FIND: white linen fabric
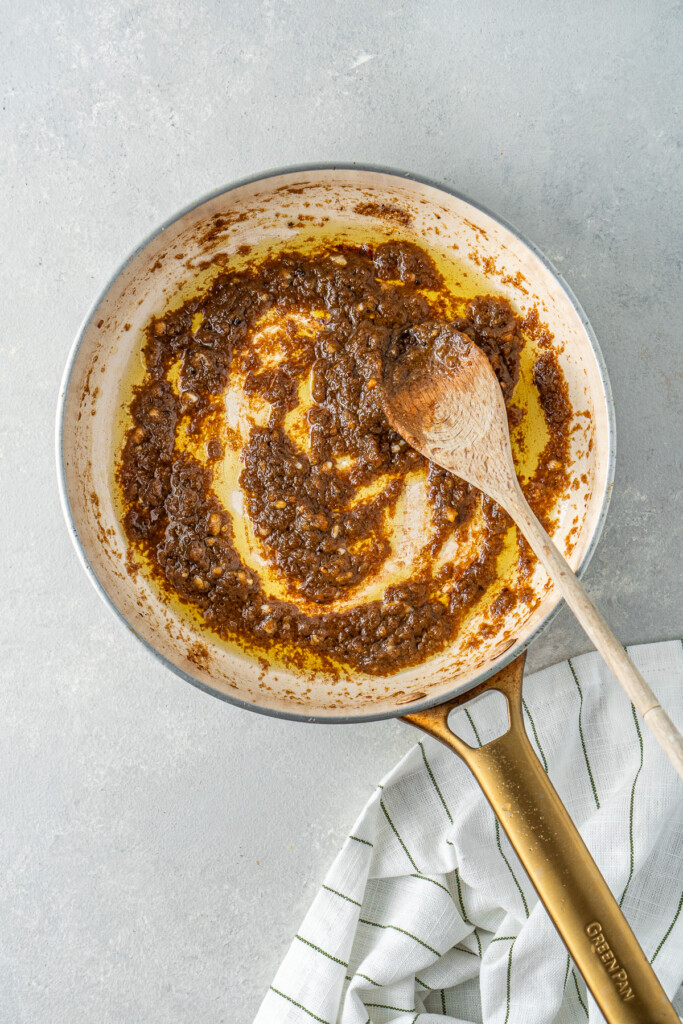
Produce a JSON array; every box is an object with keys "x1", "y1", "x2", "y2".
[{"x1": 255, "y1": 640, "x2": 683, "y2": 1024}]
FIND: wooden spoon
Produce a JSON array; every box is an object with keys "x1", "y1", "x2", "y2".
[{"x1": 381, "y1": 323, "x2": 683, "y2": 779}]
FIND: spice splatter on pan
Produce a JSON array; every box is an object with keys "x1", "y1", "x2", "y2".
[{"x1": 117, "y1": 240, "x2": 572, "y2": 675}]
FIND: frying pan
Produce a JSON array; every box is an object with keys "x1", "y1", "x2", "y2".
[{"x1": 56, "y1": 166, "x2": 676, "y2": 1021}]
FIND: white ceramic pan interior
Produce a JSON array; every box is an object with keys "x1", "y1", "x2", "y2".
[{"x1": 57, "y1": 166, "x2": 614, "y2": 721}]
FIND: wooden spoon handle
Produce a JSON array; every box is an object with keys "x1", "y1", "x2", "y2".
[{"x1": 507, "y1": 487, "x2": 683, "y2": 780}]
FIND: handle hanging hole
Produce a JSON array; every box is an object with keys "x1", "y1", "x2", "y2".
[{"x1": 447, "y1": 689, "x2": 511, "y2": 747}]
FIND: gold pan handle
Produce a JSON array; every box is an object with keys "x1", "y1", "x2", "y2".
[{"x1": 404, "y1": 656, "x2": 678, "y2": 1023}]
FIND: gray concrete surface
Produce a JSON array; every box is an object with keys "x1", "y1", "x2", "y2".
[{"x1": 1, "y1": 1, "x2": 681, "y2": 1021}]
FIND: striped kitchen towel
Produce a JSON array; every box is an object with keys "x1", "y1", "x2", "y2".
[{"x1": 255, "y1": 640, "x2": 683, "y2": 1023}]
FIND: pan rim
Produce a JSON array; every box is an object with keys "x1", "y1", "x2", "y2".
[{"x1": 55, "y1": 162, "x2": 616, "y2": 724}]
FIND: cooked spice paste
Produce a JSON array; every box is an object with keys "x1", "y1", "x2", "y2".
[{"x1": 117, "y1": 241, "x2": 572, "y2": 675}]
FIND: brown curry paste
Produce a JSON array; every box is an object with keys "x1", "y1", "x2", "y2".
[{"x1": 117, "y1": 241, "x2": 571, "y2": 675}]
